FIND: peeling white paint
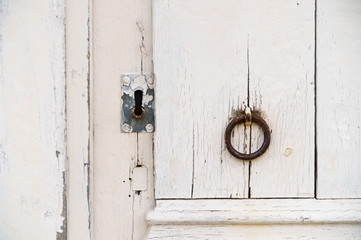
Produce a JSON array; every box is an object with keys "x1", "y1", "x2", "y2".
[
  {"x1": 153, "y1": 0, "x2": 315, "y2": 199},
  {"x1": 65, "y1": 0, "x2": 92, "y2": 238},
  {"x1": 0, "y1": 0, "x2": 66, "y2": 239},
  {"x1": 92, "y1": 0, "x2": 154, "y2": 239},
  {"x1": 317, "y1": 0, "x2": 361, "y2": 198},
  {"x1": 144, "y1": 94, "x2": 154, "y2": 106}
]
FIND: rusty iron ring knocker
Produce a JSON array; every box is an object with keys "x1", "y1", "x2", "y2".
[{"x1": 225, "y1": 111, "x2": 271, "y2": 160}]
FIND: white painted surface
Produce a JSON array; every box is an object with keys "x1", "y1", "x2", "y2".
[
  {"x1": 92, "y1": 0, "x2": 154, "y2": 239},
  {"x1": 65, "y1": 0, "x2": 92, "y2": 239},
  {"x1": 317, "y1": 0, "x2": 361, "y2": 198},
  {"x1": 0, "y1": 0, "x2": 66, "y2": 239},
  {"x1": 148, "y1": 0, "x2": 361, "y2": 238},
  {"x1": 133, "y1": 166, "x2": 148, "y2": 191},
  {"x1": 154, "y1": 0, "x2": 315, "y2": 199},
  {"x1": 153, "y1": 0, "x2": 250, "y2": 199},
  {"x1": 147, "y1": 199, "x2": 361, "y2": 239},
  {"x1": 248, "y1": 0, "x2": 315, "y2": 197},
  {"x1": 148, "y1": 199, "x2": 361, "y2": 225},
  {"x1": 2, "y1": 0, "x2": 360, "y2": 238},
  {"x1": 148, "y1": 224, "x2": 361, "y2": 239}
]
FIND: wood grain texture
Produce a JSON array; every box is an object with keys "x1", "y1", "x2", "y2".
[
  {"x1": 147, "y1": 224, "x2": 361, "y2": 239},
  {"x1": 0, "y1": 0, "x2": 66, "y2": 239},
  {"x1": 92, "y1": 0, "x2": 154, "y2": 239},
  {"x1": 154, "y1": 0, "x2": 315, "y2": 198},
  {"x1": 133, "y1": 133, "x2": 154, "y2": 240},
  {"x1": 65, "y1": 0, "x2": 92, "y2": 239},
  {"x1": 317, "y1": 0, "x2": 361, "y2": 198},
  {"x1": 154, "y1": 0, "x2": 250, "y2": 199},
  {"x1": 148, "y1": 199, "x2": 361, "y2": 225},
  {"x1": 248, "y1": 0, "x2": 315, "y2": 197},
  {"x1": 133, "y1": 10, "x2": 155, "y2": 240}
]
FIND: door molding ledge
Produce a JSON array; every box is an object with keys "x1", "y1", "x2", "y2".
[{"x1": 147, "y1": 199, "x2": 361, "y2": 225}]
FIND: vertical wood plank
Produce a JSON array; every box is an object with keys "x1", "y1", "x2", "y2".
[
  {"x1": 133, "y1": 4, "x2": 155, "y2": 239},
  {"x1": 92, "y1": 0, "x2": 154, "y2": 239},
  {"x1": 65, "y1": 0, "x2": 92, "y2": 239},
  {"x1": 248, "y1": 0, "x2": 315, "y2": 198},
  {"x1": 317, "y1": 0, "x2": 361, "y2": 198},
  {"x1": 92, "y1": 0, "x2": 136, "y2": 237},
  {"x1": 153, "y1": 0, "x2": 195, "y2": 198},
  {"x1": 0, "y1": 0, "x2": 66, "y2": 239},
  {"x1": 153, "y1": 0, "x2": 250, "y2": 199},
  {"x1": 133, "y1": 133, "x2": 154, "y2": 240}
]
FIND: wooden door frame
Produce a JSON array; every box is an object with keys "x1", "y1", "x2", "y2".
[
  {"x1": 65, "y1": 0, "x2": 92, "y2": 239},
  {"x1": 66, "y1": 0, "x2": 154, "y2": 239}
]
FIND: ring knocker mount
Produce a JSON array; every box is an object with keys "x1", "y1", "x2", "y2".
[{"x1": 225, "y1": 107, "x2": 271, "y2": 160}]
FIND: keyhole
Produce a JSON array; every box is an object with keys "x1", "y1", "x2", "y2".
[{"x1": 133, "y1": 90, "x2": 145, "y2": 118}]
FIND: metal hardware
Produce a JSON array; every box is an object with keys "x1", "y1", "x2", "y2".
[
  {"x1": 132, "y1": 106, "x2": 145, "y2": 119},
  {"x1": 225, "y1": 111, "x2": 271, "y2": 160},
  {"x1": 145, "y1": 124, "x2": 154, "y2": 133},
  {"x1": 245, "y1": 107, "x2": 252, "y2": 126},
  {"x1": 121, "y1": 74, "x2": 155, "y2": 133}
]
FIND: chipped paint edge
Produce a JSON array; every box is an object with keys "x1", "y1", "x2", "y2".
[
  {"x1": 65, "y1": 0, "x2": 92, "y2": 239},
  {"x1": 148, "y1": 199, "x2": 361, "y2": 225}
]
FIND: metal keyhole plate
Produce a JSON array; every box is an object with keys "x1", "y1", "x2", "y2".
[{"x1": 121, "y1": 74, "x2": 155, "y2": 133}]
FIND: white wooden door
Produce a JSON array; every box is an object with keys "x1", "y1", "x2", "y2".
[
  {"x1": 147, "y1": 0, "x2": 361, "y2": 238},
  {"x1": 154, "y1": 0, "x2": 315, "y2": 199},
  {"x1": 89, "y1": 0, "x2": 361, "y2": 239},
  {"x1": 152, "y1": 0, "x2": 361, "y2": 200}
]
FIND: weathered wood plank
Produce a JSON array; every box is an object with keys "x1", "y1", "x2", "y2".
[
  {"x1": 92, "y1": 0, "x2": 137, "y2": 236},
  {"x1": 317, "y1": 0, "x2": 361, "y2": 198},
  {"x1": 154, "y1": 0, "x2": 315, "y2": 199},
  {"x1": 65, "y1": 0, "x2": 92, "y2": 239},
  {"x1": 133, "y1": 12, "x2": 155, "y2": 240},
  {"x1": 92, "y1": 0, "x2": 154, "y2": 239},
  {"x1": 148, "y1": 224, "x2": 361, "y2": 239},
  {"x1": 154, "y1": 0, "x2": 250, "y2": 199},
  {"x1": 147, "y1": 199, "x2": 361, "y2": 238},
  {"x1": 133, "y1": 134, "x2": 154, "y2": 240},
  {"x1": 148, "y1": 199, "x2": 361, "y2": 225},
  {"x1": 0, "y1": 0, "x2": 66, "y2": 239},
  {"x1": 248, "y1": 0, "x2": 315, "y2": 197}
]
